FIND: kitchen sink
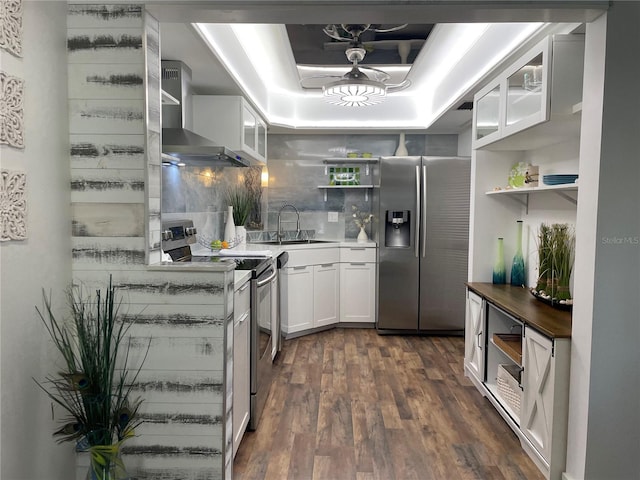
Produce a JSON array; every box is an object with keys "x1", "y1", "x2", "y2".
[{"x1": 251, "y1": 239, "x2": 337, "y2": 245}]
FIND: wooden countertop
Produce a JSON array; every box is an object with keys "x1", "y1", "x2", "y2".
[{"x1": 466, "y1": 282, "x2": 572, "y2": 338}]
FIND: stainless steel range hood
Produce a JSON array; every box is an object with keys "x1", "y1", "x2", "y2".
[{"x1": 161, "y1": 60, "x2": 249, "y2": 167}]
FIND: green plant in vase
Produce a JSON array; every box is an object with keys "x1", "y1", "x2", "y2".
[
  {"x1": 34, "y1": 276, "x2": 149, "y2": 480},
  {"x1": 535, "y1": 223, "x2": 552, "y2": 292},
  {"x1": 226, "y1": 185, "x2": 252, "y2": 227},
  {"x1": 550, "y1": 223, "x2": 575, "y2": 302}
]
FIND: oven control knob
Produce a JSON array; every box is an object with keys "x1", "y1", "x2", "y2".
[
  {"x1": 185, "y1": 226, "x2": 197, "y2": 236},
  {"x1": 162, "y1": 230, "x2": 173, "y2": 241}
]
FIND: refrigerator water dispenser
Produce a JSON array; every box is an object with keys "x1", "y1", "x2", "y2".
[{"x1": 385, "y1": 210, "x2": 410, "y2": 247}]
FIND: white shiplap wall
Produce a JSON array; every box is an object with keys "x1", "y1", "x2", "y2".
[{"x1": 67, "y1": 5, "x2": 232, "y2": 479}]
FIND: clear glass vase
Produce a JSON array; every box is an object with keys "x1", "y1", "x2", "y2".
[{"x1": 86, "y1": 444, "x2": 130, "y2": 480}]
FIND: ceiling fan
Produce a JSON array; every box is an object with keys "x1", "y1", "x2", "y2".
[{"x1": 301, "y1": 24, "x2": 413, "y2": 107}]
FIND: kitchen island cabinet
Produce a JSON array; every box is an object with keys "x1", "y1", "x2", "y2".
[
  {"x1": 232, "y1": 276, "x2": 251, "y2": 458},
  {"x1": 465, "y1": 283, "x2": 571, "y2": 480}
]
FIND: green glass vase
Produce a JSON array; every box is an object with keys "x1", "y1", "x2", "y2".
[
  {"x1": 511, "y1": 221, "x2": 526, "y2": 287},
  {"x1": 492, "y1": 237, "x2": 506, "y2": 284}
]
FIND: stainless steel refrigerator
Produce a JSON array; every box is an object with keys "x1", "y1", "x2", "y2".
[{"x1": 374, "y1": 156, "x2": 470, "y2": 333}]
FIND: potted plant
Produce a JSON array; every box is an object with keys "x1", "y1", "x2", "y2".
[
  {"x1": 550, "y1": 223, "x2": 575, "y2": 302},
  {"x1": 226, "y1": 185, "x2": 252, "y2": 245},
  {"x1": 34, "y1": 276, "x2": 148, "y2": 480},
  {"x1": 352, "y1": 205, "x2": 374, "y2": 242},
  {"x1": 531, "y1": 223, "x2": 575, "y2": 308}
]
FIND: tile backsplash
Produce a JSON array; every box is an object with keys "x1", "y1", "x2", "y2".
[{"x1": 161, "y1": 133, "x2": 458, "y2": 243}]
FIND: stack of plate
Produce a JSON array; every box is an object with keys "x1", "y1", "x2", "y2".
[{"x1": 543, "y1": 174, "x2": 578, "y2": 186}]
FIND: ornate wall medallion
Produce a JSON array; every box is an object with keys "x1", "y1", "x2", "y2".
[
  {"x1": 0, "y1": 169, "x2": 27, "y2": 241},
  {"x1": 0, "y1": 71, "x2": 25, "y2": 148},
  {"x1": 0, "y1": 0, "x2": 23, "y2": 57}
]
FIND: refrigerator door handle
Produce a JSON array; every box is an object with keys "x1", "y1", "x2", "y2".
[
  {"x1": 422, "y1": 165, "x2": 427, "y2": 258},
  {"x1": 415, "y1": 165, "x2": 420, "y2": 258}
]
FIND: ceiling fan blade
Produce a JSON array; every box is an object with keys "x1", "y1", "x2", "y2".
[
  {"x1": 299, "y1": 74, "x2": 344, "y2": 89},
  {"x1": 370, "y1": 24, "x2": 409, "y2": 33},
  {"x1": 358, "y1": 65, "x2": 391, "y2": 82},
  {"x1": 386, "y1": 79, "x2": 412, "y2": 92}
]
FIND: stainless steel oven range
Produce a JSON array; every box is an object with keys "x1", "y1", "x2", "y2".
[{"x1": 161, "y1": 219, "x2": 277, "y2": 431}]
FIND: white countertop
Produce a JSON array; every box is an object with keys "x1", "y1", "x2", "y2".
[{"x1": 153, "y1": 240, "x2": 377, "y2": 283}]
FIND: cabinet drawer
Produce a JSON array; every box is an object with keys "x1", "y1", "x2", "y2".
[
  {"x1": 340, "y1": 246, "x2": 376, "y2": 263},
  {"x1": 285, "y1": 247, "x2": 339, "y2": 267},
  {"x1": 234, "y1": 279, "x2": 250, "y2": 319}
]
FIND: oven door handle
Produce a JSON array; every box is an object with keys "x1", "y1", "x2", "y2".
[{"x1": 256, "y1": 268, "x2": 277, "y2": 287}]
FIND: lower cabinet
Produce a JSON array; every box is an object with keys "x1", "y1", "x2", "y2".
[
  {"x1": 521, "y1": 326, "x2": 570, "y2": 479},
  {"x1": 232, "y1": 279, "x2": 251, "y2": 458},
  {"x1": 464, "y1": 289, "x2": 485, "y2": 384},
  {"x1": 281, "y1": 262, "x2": 339, "y2": 334},
  {"x1": 281, "y1": 265, "x2": 314, "y2": 333},
  {"x1": 464, "y1": 284, "x2": 571, "y2": 480},
  {"x1": 313, "y1": 263, "x2": 340, "y2": 327},
  {"x1": 339, "y1": 262, "x2": 376, "y2": 323},
  {"x1": 280, "y1": 245, "x2": 376, "y2": 336}
]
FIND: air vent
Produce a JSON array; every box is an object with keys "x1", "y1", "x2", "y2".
[
  {"x1": 162, "y1": 67, "x2": 180, "y2": 80},
  {"x1": 457, "y1": 101, "x2": 473, "y2": 111}
]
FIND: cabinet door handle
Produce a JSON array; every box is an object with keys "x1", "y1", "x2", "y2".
[
  {"x1": 349, "y1": 247, "x2": 366, "y2": 251},
  {"x1": 477, "y1": 331, "x2": 482, "y2": 350},
  {"x1": 293, "y1": 266, "x2": 307, "y2": 270},
  {"x1": 238, "y1": 282, "x2": 250, "y2": 292},
  {"x1": 350, "y1": 262, "x2": 366, "y2": 266},
  {"x1": 321, "y1": 263, "x2": 334, "y2": 268},
  {"x1": 238, "y1": 312, "x2": 250, "y2": 324}
]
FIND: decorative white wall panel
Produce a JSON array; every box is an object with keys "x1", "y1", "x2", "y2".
[
  {"x1": 0, "y1": 71, "x2": 24, "y2": 148},
  {"x1": 70, "y1": 134, "x2": 145, "y2": 169},
  {"x1": 67, "y1": 5, "x2": 231, "y2": 478},
  {"x1": 0, "y1": 0, "x2": 22, "y2": 57},
  {"x1": 0, "y1": 168, "x2": 26, "y2": 241}
]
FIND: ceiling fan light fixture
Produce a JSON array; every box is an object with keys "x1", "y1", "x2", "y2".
[{"x1": 322, "y1": 78, "x2": 386, "y2": 107}]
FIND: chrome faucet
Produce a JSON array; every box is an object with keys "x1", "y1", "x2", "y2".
[{"x1": 277, "y1": 204, "x2": 301, "y2": 242}]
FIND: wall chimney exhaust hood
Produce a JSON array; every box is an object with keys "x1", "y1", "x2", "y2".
[{"x1": 161, "y1": 60, "x2": 249, "y2": 167}]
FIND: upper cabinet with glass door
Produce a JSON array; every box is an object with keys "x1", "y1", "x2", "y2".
[
  {"x1": 472, "y1": 34, "x2": 584, "y2": 150},
  {"x1": 473, "y1": 81, "x2": 502, "y2": 147},
  {"x1": 193, "y1": 95, "x2": 268, "y2": 165}
]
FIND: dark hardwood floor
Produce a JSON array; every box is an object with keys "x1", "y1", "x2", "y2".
[{"x1": 234, "y1": 328, "x2": 543, "y2": 480}]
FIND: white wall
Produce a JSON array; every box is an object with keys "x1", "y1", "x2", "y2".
[
  {"x1": 0, "y1": 2, "x2": 74, "y2": 478},
  {"x1": 566, "y1": 3, "x2": 640, "y2": 479},
  {"x1": 457, "y1": 126, "x2": 472, "y2": 157}
]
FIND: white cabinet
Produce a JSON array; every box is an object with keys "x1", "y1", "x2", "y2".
[
  {"x1": 313, "y1": 263, "x2": 339, "y2": 327},
  {"x1": 473, "y1": 34, "x2": 584, "y2": 150},
  {"x1": 465, "y1": 284, "x2": 571, "y2": 480},
  {"x1": 193, "y1": 95, "x2": 267, "y2": 165},
  {"x1": 464, "y1": 289, "x2": 485, "y2": 385},
  {"x1": 281, "y1": 262, "x2": 338, "y2": 334},
  {"x1": 280, "y1": 247, "x2": 341, "y2": 335},
  {"x1": 339, "y1": 246, "x2": 376, "y2": 324},
  {"x1": 521, "y1": 327, "x2": 571, "y2": 480},
  {"x1": 280, "y1": 245, "x2": 377, "y2": 335},
  {"x1": 281, "y1": 265, "x2": 314, "y2": 333},
  {"x1": 232, "y1": 279, "x2": 250, "y2": 458}
]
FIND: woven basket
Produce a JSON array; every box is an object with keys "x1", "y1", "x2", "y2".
[{"x1": 497, "y1": 364, "x2": 522, "y2": 416}]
